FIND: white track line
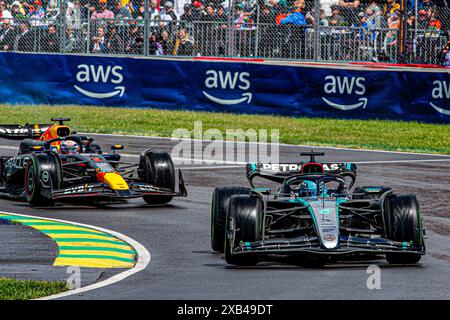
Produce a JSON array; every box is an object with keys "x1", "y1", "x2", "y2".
[{"x1": 0, "y1": 211, "x2": 151, "y2": 300}]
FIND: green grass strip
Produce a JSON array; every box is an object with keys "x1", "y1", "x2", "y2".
[
  {"x1": 0, "y1": 104, "x2": 448, "y2": 154},
  {"x1": 57, "y1": 254, "x2": 135, "y2": 263},
  {"x1": 0, "y1": 278, "x2": 67, "y2": 300},
  {"x1": 59, "y1": 246, "x2": 136, "y2": 254},
  {"x1": 53, "y1": 238, "x2": 127, "y2": 245}
]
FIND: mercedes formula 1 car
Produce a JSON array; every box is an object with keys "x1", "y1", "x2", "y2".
[
  {"x1": 0, "y1": 118, "x2": 187, "y2": 206},
  {"x1": 211, "y1": 151, "x2": 425, "y2": 266}
]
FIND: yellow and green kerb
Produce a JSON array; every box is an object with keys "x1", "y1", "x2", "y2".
[{"x1": 0, "y1": 213, "x2": 136, "y2": 268}]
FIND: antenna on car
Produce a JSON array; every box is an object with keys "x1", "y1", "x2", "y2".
[
  {"x1": 51, "y1": 117, "x2": 71, "y2": 125},
  {"x1": 300, "y1": 150, "x2": 325, "y2": 163}
]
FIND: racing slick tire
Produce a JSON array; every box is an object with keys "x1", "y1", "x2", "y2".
[
  {"x1": 224, "y1": 195, "x2": 262, "y2": 266},
  {"x1": 352, "y1": 186, "x2": 392, "y2": 200},
  {"x1": 211, "y1": 187, "x2": 251, "y2": 252},
  {"x1": 383, "y1": 195, "x2": 424, "y2": 264},
  {"x1": 24, "y1": 153, "x2": 62, "y2": 207},
  {"x1": 139, "y1": 149, "x2": 175, "y2": 205}
]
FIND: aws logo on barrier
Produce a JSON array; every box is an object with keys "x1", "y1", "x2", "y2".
[
  {"x1": 430, "y1": 80, "x2": 450, "y2": 115},
  {"x1": 322, "y1": 76, "x2": 367, "y2": 111},
  {"x1": 74, "y1": 64, "x2": 125, "y2": 99},
  {"x1": 203, "y1": 70, "x2": 252, "y2": 105}
]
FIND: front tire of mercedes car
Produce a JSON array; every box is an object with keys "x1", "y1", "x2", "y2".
[
  {"x1": 139, "y1": 149, "x2": 175, "y2": 205},
  {"x1": 383, "y1": 194, "x2": 424, "y2": 264},
  {"x1": 224, "y1": 195, "x2": 262, "y2": 266},
  {"x1": 211, "y1": 187, "x2": 251, "y2": 253},
  {"x1": 24, "y1": 153, "x2": 62, "y2": 207}
]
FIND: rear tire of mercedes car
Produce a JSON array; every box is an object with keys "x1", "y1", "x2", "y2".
[
  {"x1": 24, "y1": 153, "x2": 62, "y2": 207},
  {"x1": 224, "y1": 195, "x2": 262, "y2": 266},
  {"x1": 211, "y1": 187, "x2": 251, "y2": 253},
  {"x1": 383, "y1": 195, "x2": 424, "y2": 264},
  {"x1": 139, "y1": 149, "x2": 175, "y2": 205}
]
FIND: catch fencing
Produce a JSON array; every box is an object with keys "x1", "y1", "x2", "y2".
[{"x1": 0, "y1": 0, "x2": 449, "y2": 65}]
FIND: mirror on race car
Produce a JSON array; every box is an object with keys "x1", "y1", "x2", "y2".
[{"x1": 111, "y1": 145, "x2": 124, "y2": 154}]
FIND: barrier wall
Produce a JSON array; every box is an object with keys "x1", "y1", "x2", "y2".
[{"x1": 0, "y1": 52, "x2": 449, "y2": 124}]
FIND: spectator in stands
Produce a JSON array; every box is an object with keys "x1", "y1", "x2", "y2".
[
  {"x1": 13, "y1": 21, "x2": 34, "y2": 52},
  {"x1": 11, "y1": 1, "x2": 27, "y2": 20},
  {"x1": 329, "y1": 7, "x2": 348, "y2": 26},
  {"x1": 125, "y1": 25, "x2": 144, "y2": 54},
  {"x1": 159, "y1": 29, "x2": 174, "y2": 54},
  {"x1": 92, "y1": 26, "x2": 107, "y2": 52},
  {"x1": 27, "y1": 0, "x2": 45, "y2": 27},
  {"x1": 0, "y1": 17, "x2": 15, "y2": 51},
  {"x1": 174, "y1": 0, "x2": 191, "y2": 18},
  {"x1": 180, "y1": 3, "x2": 194, "y2": 22},
  {"x1": 416, "y1": 9, "x2": 429, "y2": 29},
  {"x1": 419, "y1": 0, "x2": 434, "y2": 10},
  {"x1": 202, "y1": 3, "x2": 215, "y2": 21},
  {"x1": 106, "y1": 24, "x2": 124, "y2": 53},
  {"x1": 173, "y1": 27, "x2": 194, "y2": 55},
  {"x1": 366, "y1": 0, "x2": 381, "y2": 29},
  {"x1": 65, "y1": 27, "x2": 77, "y2": 52},
  {"x1": 0, "y1": 0, "x2": 14, "y2": 24},
  {"x1": 280, "y1": 0, "x2": 306, "y2": 26},
  {"x1": 383, "y1": 0, "x2": 400, "y2": 16},
  {"x1": 160, "y1": 1, "x2": 178, "y2": 28},
  {"x1": 148, "y1": 0, "x2": 160, "y2": 26},
  {"x1": 91, "y1": 0, "x2": 114, "y2": 20},
  {"x1": 66, "y1": 1, "x2": 82, "y2": 32},
  {"x1": 439, "y1": 32, "x2": 450, "y2": 67},
  {"x1": 43, "y1": 23, "x2": 59, "y2": 52},
  {"x1": 428, "y1": 12, "x2": 441, "y2": 30},
  {"x1": 46, "y1": 0, "x2": 60, "y2": 23},
  {"x1": 148, "y1": 32, "x2": 163, "y2": 55},
  {"x1": 114, "y1": 0, "x2": 133, "y2": 19},
  {"x1": 319, "y1": 0, "x2": 359, "y2": 18}
]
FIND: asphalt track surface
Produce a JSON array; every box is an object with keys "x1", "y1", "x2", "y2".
[{"x1": 1, "y1": 134, "x2": 450, "y2": 299}]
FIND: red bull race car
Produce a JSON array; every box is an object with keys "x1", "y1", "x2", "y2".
[{"x1": 0, "y1": 118, "x2": 187, "y2": 206}]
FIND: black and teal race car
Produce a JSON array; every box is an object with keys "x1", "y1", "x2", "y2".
[{"x1": 211, "y1": 151, "x2": 425, "y2": 266}]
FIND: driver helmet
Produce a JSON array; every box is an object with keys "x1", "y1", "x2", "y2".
[
  {"x1": 60, "y1": 140, "x2": 79, "y2": 155},
  {"x1": 299, "y1": 180, "x2": 317, "y2": 197}
]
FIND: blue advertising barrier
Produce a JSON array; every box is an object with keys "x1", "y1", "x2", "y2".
[{"x1": 0, "y1": 52, "x2": 449, "y2": 123}]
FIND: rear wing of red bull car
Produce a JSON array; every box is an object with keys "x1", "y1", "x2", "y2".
[{"x1": 0, "y1": 124, "x2": 53, "y2": 140}]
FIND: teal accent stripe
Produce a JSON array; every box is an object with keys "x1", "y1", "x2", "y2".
[
  {"x1": 53, "y1": 238, "x2": 126, "y2": 245},
  {"x1": 346, "y1": 163, "x2": 352, "y2": 170},
  {"x1": 59, "y1": 246, "x2": 135, "y2": 254},
  {"x1": 58, "y1": 254, "x2": 135, "y2": 263}
]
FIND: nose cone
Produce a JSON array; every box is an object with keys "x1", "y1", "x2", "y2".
[{"x1": 100, "y1": 172, "x2": 129, "y2": 191}]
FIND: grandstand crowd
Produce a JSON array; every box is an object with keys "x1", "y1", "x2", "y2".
[{"x1": 0, "y1": 0, "x2": 449, "y2": 65}]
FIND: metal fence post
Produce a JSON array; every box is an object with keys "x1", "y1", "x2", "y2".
[
  {"x1": 86, "y1": 9, "x2": 91, "y2": 54},
  {"x1": 254, "y1": 4, "x2": 260, "y2": 58},
  {"x1": 413, "y1": 0, "x2": 418, "y2": 61},
  {"x1": 313, "y1": 0, "x2": 319, "y2": 61},
  {"x1": 144, "y1": 0, "x2": 149, "y2": 56},
  {"x1": 59, "y1": 1, "x2": 67, "y2": 54},
  {"x1": 227, "y1": 0, "x2": 234, "y2": 57}
]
